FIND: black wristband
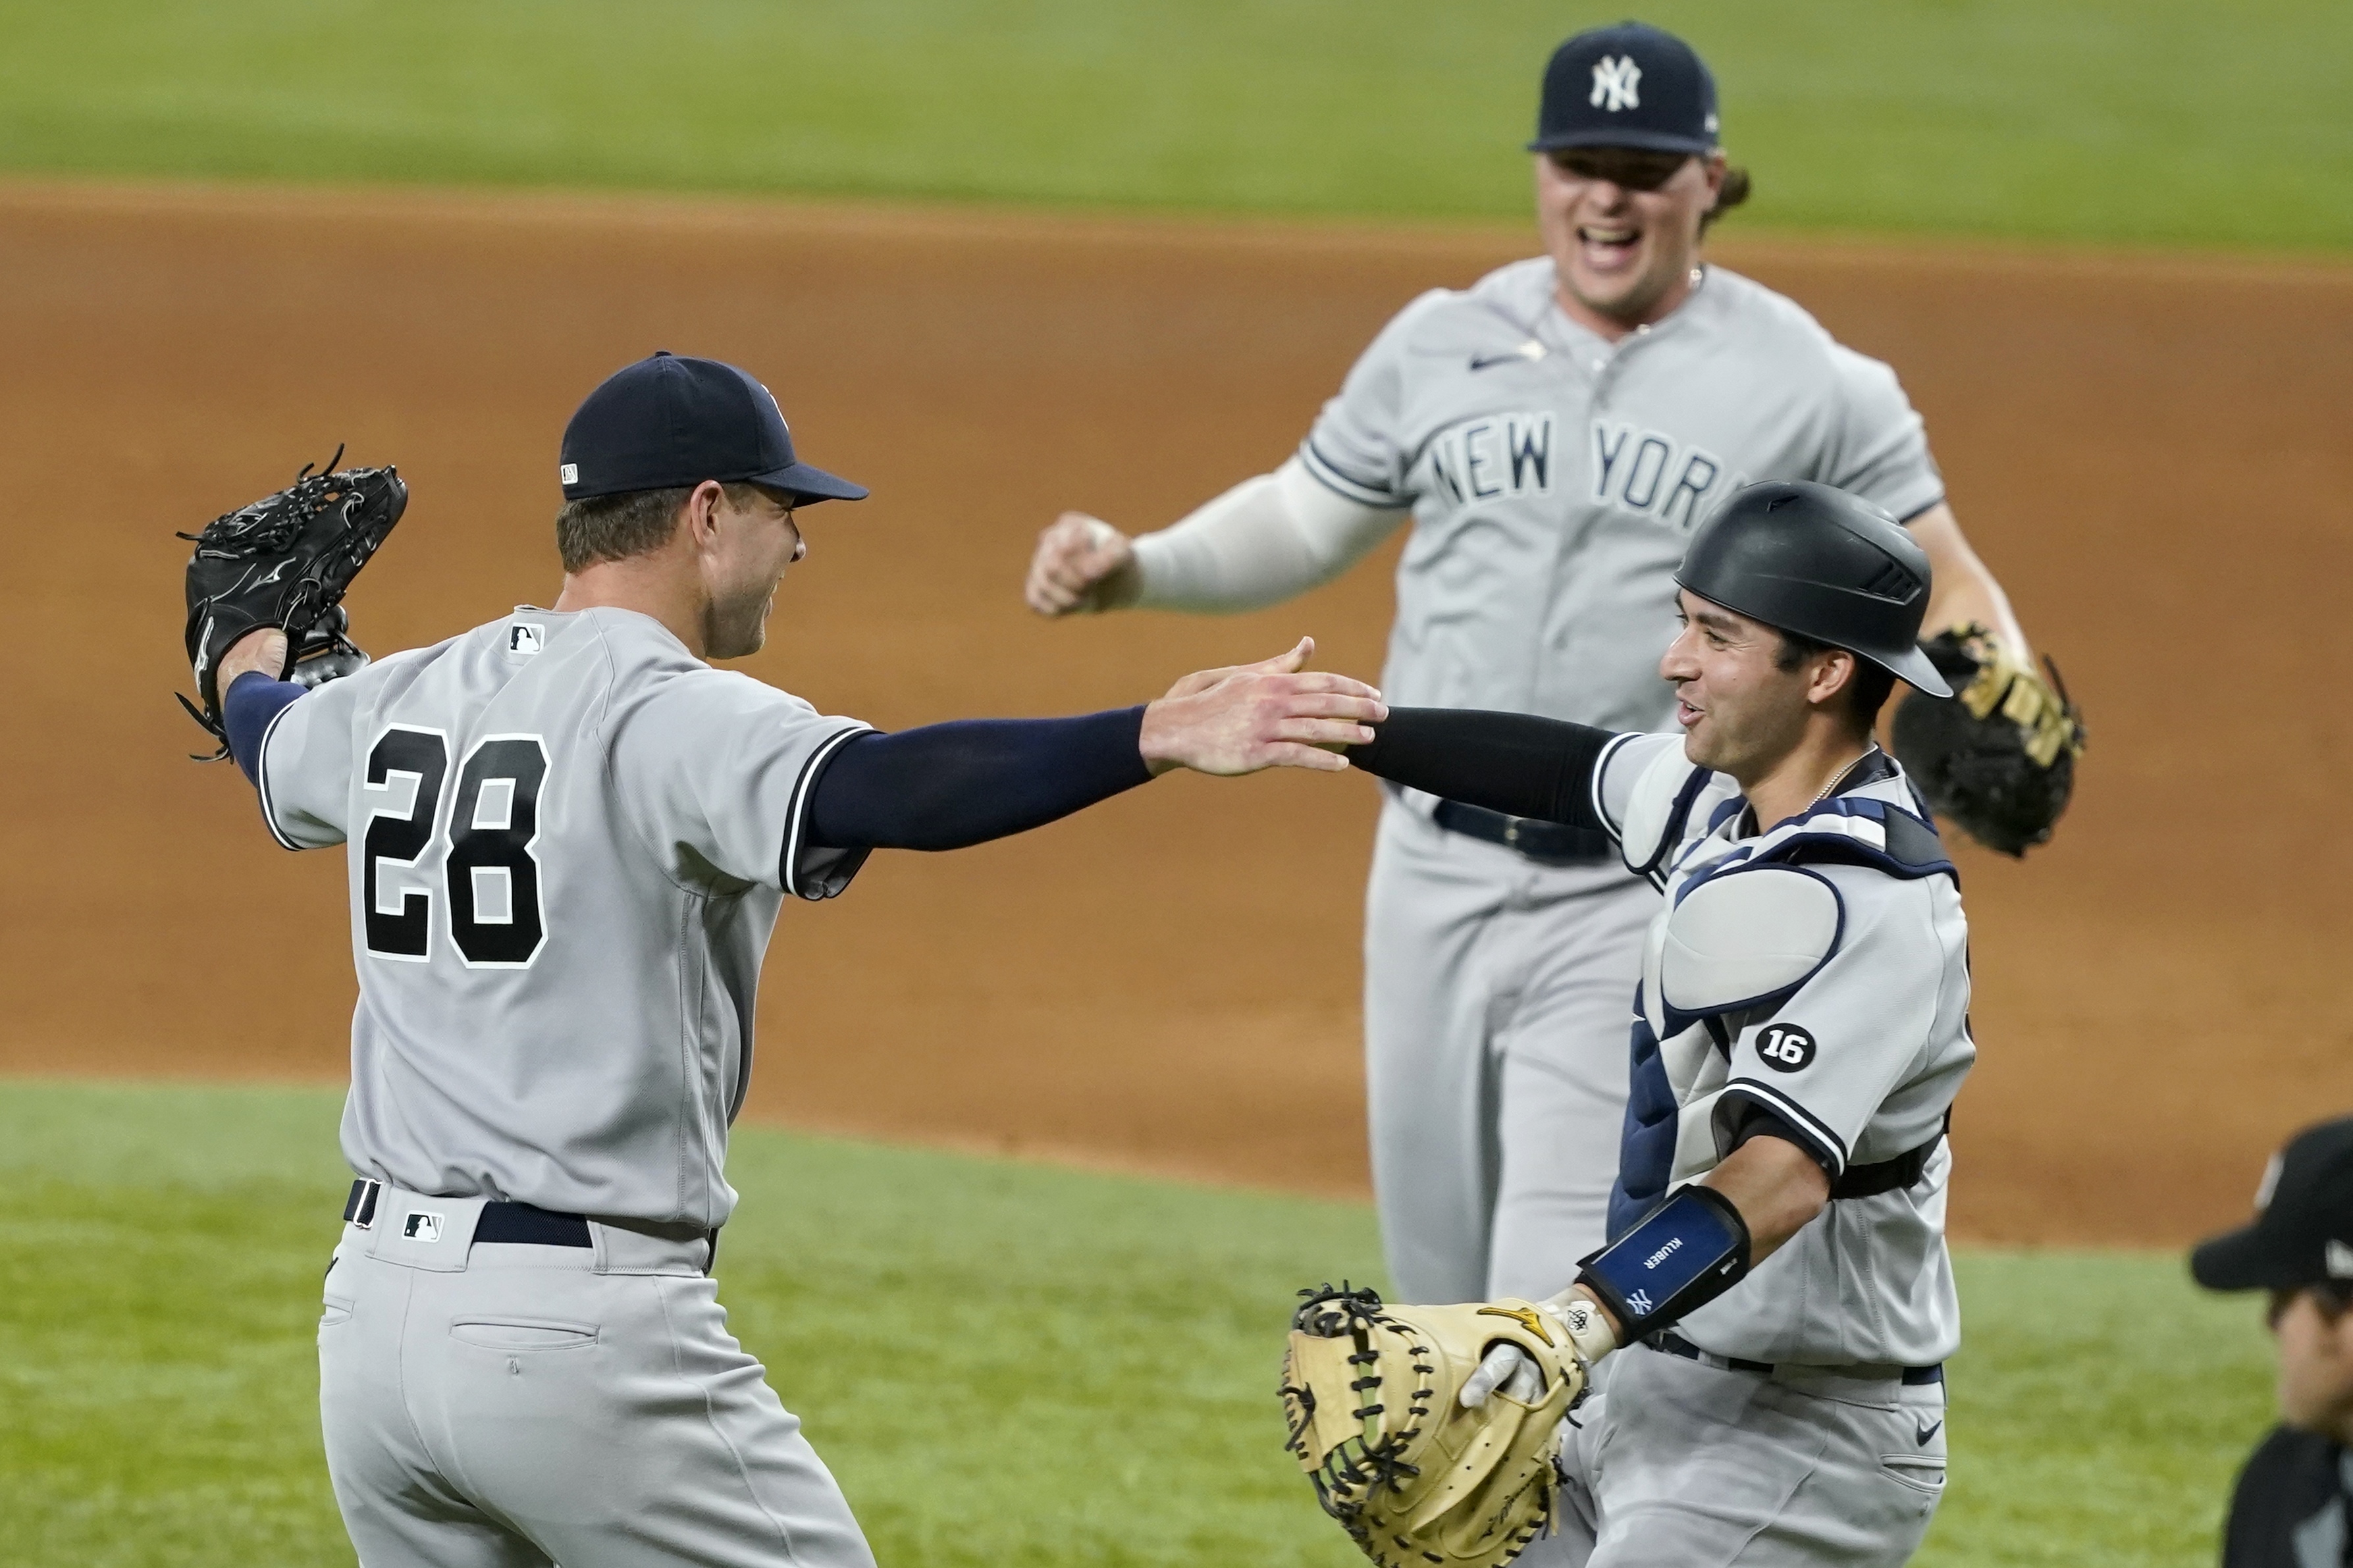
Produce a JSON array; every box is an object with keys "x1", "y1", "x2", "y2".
[{"x1": 1575, "y1": 1184, "x2": 1753, "y2": 1340}]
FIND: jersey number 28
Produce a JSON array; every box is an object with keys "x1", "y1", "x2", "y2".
[{"x1": 362, "y1": 726, "x2": 548, "y2": 968}]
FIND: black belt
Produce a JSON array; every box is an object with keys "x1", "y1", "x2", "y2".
[
  {"x1": 1830, "y1": 1123, "x2": 1948, "y2": 1201},
  {"x1": 344, "y1": 1178, "x2": 591, "y2": 1247},
  {"x1": 1432, "y1": 799, "x2": 1615, "y2": 864},
  {"x1": 1651, "y1": 1330, "x2": 1943, "y2": 1386}
]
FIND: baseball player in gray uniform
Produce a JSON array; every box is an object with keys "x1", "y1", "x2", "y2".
[
  {"x1": 1339, "y1": 480, "x2": 1972, "y2": 1565},
  {"x1": 1024, "y1": 20, "x2": 2033, "y2": 1307},
  {"x1": 198, "y1": 351, "x2": 1385, "y2": 1568}
]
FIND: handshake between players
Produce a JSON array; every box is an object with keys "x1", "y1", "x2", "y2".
[{"x1": 1136, "y1": 636, "x2": 1383, "y2": 776}]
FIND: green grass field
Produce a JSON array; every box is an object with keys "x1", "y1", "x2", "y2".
[
  {"x1": 0, "y1": 1081, "x2": 2277, "y2": 1567},
  {"x1": 0, "y1": 1, "x2": 2344, "y2": 250}
]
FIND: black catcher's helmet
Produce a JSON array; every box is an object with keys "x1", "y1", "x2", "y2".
[{"x1": 1675, "y1": 481, "x2": 1951, "y2": 697}]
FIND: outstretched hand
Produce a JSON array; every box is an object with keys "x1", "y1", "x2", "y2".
[
  {"x1": 1026, "y1": 512, "x2": 1140, "y2": 616},
  {"x1": 1138, "y1": 637, "x2": 1384, "y2": 776}
]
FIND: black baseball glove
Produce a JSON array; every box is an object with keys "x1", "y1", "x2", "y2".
[
  {"x1": 1890, "y1": 624, "x2": 2086, "y2": 856},
  {"x1": 176, "y1": 450, "x2": 406, "y2": 759}
]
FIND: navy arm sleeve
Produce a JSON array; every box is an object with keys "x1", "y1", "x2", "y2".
[
  {"x1": 1346, "y1": 707, "x2": 1617, "y2": 830},
  {"x1": 225, "y1": 671, "x2": 307, "y2": 786},
  {"x1": 805, "y1": 707, "x2": 1154, "y2": 852}
]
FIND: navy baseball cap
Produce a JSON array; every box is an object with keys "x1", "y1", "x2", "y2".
[
  {"x1": 2192, "y1": 1118, "x2": 2353, "y2": 1293},
  {"x1": 1529, "y1": 21, "x2": 1720, "y2": 157},
  {"x1": 558, "y1": 351, "x2": 868, "y2": 506}
]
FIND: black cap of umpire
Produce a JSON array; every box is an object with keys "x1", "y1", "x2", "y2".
[
  {"x1": 559, "y1": 351, "x2": 868, "y2": 506},
  {"x1": 1529, "y1": 21, "x2": 1720, "y2": 157},
  {"x1": 2193, "y1": 1118, "x2": 2353, "y2": 1293}
]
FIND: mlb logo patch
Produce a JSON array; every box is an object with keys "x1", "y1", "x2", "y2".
[
  {"x1": 510, "y1": 623, "x2": 544, "y2": 656},
  {"x1": 402, "y1": 1211, "x2": 444, "y2": 1243},
  {"x1": 559, "y1": 463, "x2": 579, "y2": 485}
]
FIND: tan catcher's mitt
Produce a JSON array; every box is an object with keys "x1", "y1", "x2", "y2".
[{"x1": 1280, "y1": 1285, "x2": 1582, "y2": 1568}]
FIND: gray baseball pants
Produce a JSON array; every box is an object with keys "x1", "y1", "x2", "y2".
[
  {"x1": 318, "y1": 1186, "x2": 875, "y2": 1568},
  {"x1": 1523, "y1": 1346, "x2": 1949, "y2": 1567},
  {"x1": 1363, "y1": 798, "x2": 1658, "y2": 1304}
]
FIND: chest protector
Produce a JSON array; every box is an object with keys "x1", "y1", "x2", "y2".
[{"x1": 1606, "y1": 768, "x2": 1955, "y2": 1241}]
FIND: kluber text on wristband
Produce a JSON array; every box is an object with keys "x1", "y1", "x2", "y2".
[{"x1": 1573, "y1": 1184, "x2": 1753, "y2": 1341}]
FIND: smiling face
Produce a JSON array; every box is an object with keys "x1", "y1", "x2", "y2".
[
  {"x1": 1661, "y1": 589, "x2": 1864, "y2": 782},
  {"x1": 1535, "y1": 147, "x2": 1726, "y2": 338},
  {"x1": 699, "y1": 484, "x2": 805, "y2": 660}
]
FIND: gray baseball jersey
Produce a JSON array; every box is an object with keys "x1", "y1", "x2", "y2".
[
  {"x1": 1591, "y1": 733, "x2": 1974, "y2": 1368},
  {"x1": 259, "y1": 605, "x2": 870, "y2": 1229},
  {"x1": 1302, "y1": 256, "x2": 1945, "y2": 732}
]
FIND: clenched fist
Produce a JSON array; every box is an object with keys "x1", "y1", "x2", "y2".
[{"x1": 1026, "y1": 511, "x2": 1140, "y2": 616}]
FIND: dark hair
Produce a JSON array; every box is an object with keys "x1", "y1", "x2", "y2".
[
  {"x1": 2271, "y1": 1281, "x2": 2353, "y2": 1329},
  {"x1": 1547, "y1": 147, "x2": 1752, "y2": 233},
  {"x1": 554, "y1": 481, "x2": 778, "y2": 574},
  {"x1": 1774, "y1": 628, "x2": 1897, "y2": 731},
  {"x1": 1701, "y1": 165, "x2": 1751, "y2": 234}
]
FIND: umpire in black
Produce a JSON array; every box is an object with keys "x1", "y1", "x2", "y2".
[{"x1": 2194, "y1": 1117, "x2": 2353, "y2": 1565}]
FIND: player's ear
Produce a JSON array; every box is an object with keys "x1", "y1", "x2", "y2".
[
  {"x1": 679, "y1": 480, "x2": 727, "y2": 548},
  {"x1": 1809, "y1": 649, "x2": 1857, "y2": 706}
]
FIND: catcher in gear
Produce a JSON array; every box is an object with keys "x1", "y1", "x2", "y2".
[
  {"x1": 176, "y1": 450, "x2": 406, "y2": 757},
  {"x1": 1282, "y1": 483, "x2": 1978, "y2": 1567}
]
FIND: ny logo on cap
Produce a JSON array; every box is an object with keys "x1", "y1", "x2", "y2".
[
  {"x1": 2329, "y1": 1240, "x2": 2353, "y2": 1279},
  {"x1": 1591, "y1": 55, "x2": 1643, "y2": 112}
]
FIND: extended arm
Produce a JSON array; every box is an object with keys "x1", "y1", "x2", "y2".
[
  {"x1": 1024, "y1": 457, "x2": 1405, "y2": 616},
  {"x1": 1909, "y1": 502, "x2": 2031, "y2": 659},
  {"x1": 805, "y1": 713, "x2": 1150, "y2": 850},
  {"x1": 1344, "y1": 707, "x2": 1617, "y2": 830},
  {"x1": 806, "y1": 637, "x2": 1386, "y2": 852}
]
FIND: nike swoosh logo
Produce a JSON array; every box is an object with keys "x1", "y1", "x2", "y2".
[
  {"x1": 1915, "y1": 1419, "x2": 1943, "y2": 1445},
  {"x1": 1468, "y1": 342, "x2": 1546, "y2": 371}
]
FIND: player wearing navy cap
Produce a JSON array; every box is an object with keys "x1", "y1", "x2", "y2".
[
  {"x1": 2194, "y1": 1118, "x2": 2353, "y2": 1568},
  {"x1": 1024, "y1": 21, "x2": 2044, "y2": 1313},
  {"x1": 194, "y1": 350, "x2": 1385, "y2": 1567}
]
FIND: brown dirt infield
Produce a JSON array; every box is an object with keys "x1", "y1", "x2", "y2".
[{"x1": 3, "y1": 180, "x2": 2346, "y2": 1245}]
